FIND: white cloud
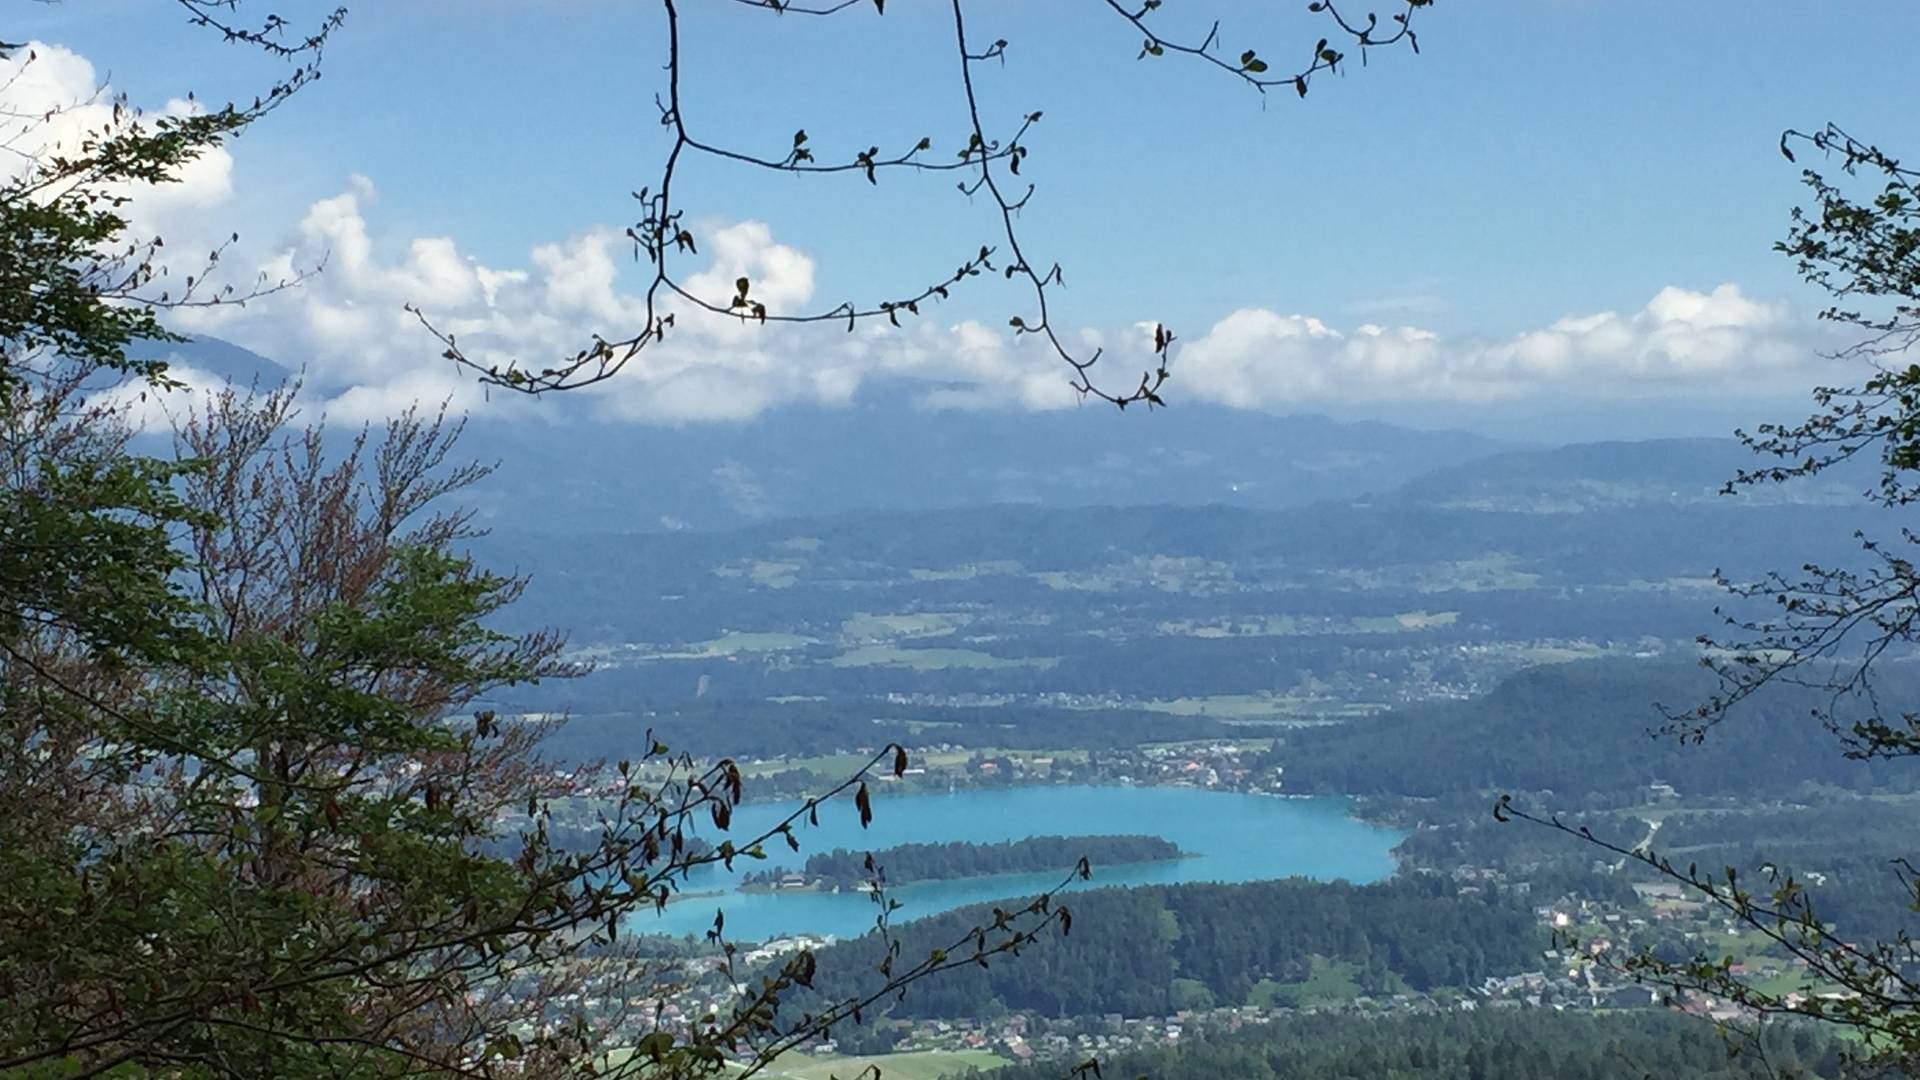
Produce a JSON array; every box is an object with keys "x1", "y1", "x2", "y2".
[
  {"x1": 87, "y1": 364, "x2": 241, "y2": 434},
  {"x1": 1, "y1": 42, "x2": 236, "y2": 237},
  {"x1": 1173, "y1": 283, "x2": 1820, "y2": 408},
  {"x1": 15, "y1": 43, "x2": 1834, "y2": 424},
  {"x1": 188, "y1": 176, "x2": 1831, "y2": 419},
  {"x1": 171, "y1": 171, "x2": 1088, "y2": 424},
  {"x1": 681, "y1": 221, "x2": 815, "y2": 317}
]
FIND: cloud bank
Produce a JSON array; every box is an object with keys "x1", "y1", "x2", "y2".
[
  {"x1": 1176, "y1": 283, "x2": 1813, "y2": 409},
  {"x1": 1, "y1": 43, "x2": 235, "y2": 237},
  {"x1": 170, "y1": 174, "x2": 1088, "y2": 424},
  {"x1": 8, "y1": 40, "x2": 1833, "y2": 426},
  {"x1": 185, "y1": 172, "x2": 1824, "y2": 424}
]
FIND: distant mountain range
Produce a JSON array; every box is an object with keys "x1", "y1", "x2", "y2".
[
  {"x1": 146, "y1": 335, "x2": 1858, "y2": 531},
  {"x1": 1391, "y1": 438, "x2": 1872, "y2": 511},
  {"x1": 146, "y1": 335, "x2": 1507, "y2": 530}
]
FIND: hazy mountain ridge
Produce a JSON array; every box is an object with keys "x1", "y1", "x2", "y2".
[
  {"x1": 1393, "y1": 437, "x2": 1871, "y2": 511},
  {"x1": 149, "y1": 335, "x2": 1512, "y2": 530},
  {"x1": 148, "y1": 336, "x2": 1865, "y2": 530}
]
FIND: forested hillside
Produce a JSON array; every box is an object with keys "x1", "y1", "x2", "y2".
[
  {"x1": 806, "y1": 877, "x2": 1547, "y2": 1019},
  {"x1": 1276, "y1": 660, "x2": 1920, "y2": 804},
  {"x1": 983, "y1": 1011, "x2": 1852, "y2": 1080}
]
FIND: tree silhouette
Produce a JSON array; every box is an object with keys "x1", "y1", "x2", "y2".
[
  {"x1": 1503, "y1": 124, "x2": 1920, "y2": 1074},
  {"x1": 412, "y1": 0, "x2": 1435, "y2": 409},
  {"x1": 0, "y1": 12, "x2": 1116, "y2": 1075}
]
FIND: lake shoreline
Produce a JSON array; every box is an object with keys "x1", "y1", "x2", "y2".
[{"x1": 630, "y1": 785, "x2": 1404, "y2": 942}]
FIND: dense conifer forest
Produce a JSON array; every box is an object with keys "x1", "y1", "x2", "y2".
[
  {"x1": 985, "y1": 1011, "x2": 1856, "y2": 1080},
  {"x1": 765, "y1": 836, "x2": 1182, "y2": 888},
  {"x1": 804, "y1": 878, "x2": 1546, "y2": 1019},
  {"x1": 1277, "y1": 662, "x2": 1920, "y2": 804}
]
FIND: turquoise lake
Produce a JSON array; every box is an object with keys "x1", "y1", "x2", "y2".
[{"x1": 631, "y1": 785, "x2": 1405, "y2": 942}]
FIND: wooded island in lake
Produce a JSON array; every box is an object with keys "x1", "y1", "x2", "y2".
[{"x1": 742, "y1": 834, "x2": 1184, "y2": 891}]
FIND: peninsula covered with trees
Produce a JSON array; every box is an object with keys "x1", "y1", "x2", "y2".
[{"x1": 744, "y1": 835, "x2": 1183, "y2": 890}]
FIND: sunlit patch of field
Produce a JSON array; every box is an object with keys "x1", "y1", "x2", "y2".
[
  {"x1": 840, "y1": 612, "x2": 965, "y2": 641},
  {"x1": 1033, "y1": 570, "x2": 1117, "y2": 593},
  {"x1": 1248, "y1": 956, "x2": 1378, "y2": 1008},
  {"x1": 750, "y1": 560, "x2": 801, "y2": 587},
  {"x1": 828, "y1": 646, "x2": 1056, "y2": 671},
  {"x1": 709, "y1": 559, "x2": 803, "y2": 587},
  {"x1": 638, "y1": 631, "x2": 817, "y2": 659},
  {"x1": 1390, "y1": 610, "x2": 1458, "y2": 629}
]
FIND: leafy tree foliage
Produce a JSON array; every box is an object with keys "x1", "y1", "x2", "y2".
[
  {"x1": 1503, "y1": 127, "x2": 1920, "y2": 1075},
  {"x1": 1648, "y1": 803, "x2": 1920, "y2": 945},
  {"x1": 0, "y1": 18, "x2": 1079, "y2": 1078},
  {"x1": 415, "y1": 0, "x2": 1437, "y2": 407}
]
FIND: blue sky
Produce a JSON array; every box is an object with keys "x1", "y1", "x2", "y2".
[{"x1": 15, "y1": 1, "x2": 1920, "y2": 439}]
